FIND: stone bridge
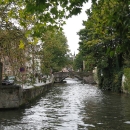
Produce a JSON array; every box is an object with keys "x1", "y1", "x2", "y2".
[{"x1": 53, "y1": 71, "x2": 92, "y2": 83}]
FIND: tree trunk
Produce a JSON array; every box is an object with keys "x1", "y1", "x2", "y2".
[{"x1": 0, "y1": 62, "x2": 3, "y2": 85}]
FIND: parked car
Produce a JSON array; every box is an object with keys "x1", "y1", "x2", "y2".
[{"x1": 2, "y1": 76, "x2": 16, "y2": 85}]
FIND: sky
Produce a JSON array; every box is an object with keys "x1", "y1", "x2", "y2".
[{"x1": 63, "y1": 0, "x2": 92, "y2": 55}]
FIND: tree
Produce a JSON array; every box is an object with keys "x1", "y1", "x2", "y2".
[
  {"x1": 0, "y1": 0, "x2": 100, "y2": 43},
  {"x1": 73, "y1": 52, "x2": 83, "y2": 71},
  {"x1": 77, "y1": 0, "x2": 130, "y2": 91},
  {"x1": 40, "y1": 30, "x2": 70, "y2": 73}
]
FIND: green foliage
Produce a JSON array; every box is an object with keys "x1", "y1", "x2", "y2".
[
  {"x1": 123, "y1": 52, "x2": 130, "y2": 68},
  {"x1": 73, "y1": 52, "x2": 83, "y2": 71},
  {"x1": 40, "y1": 30, "x2": 70, "y2": 73},
  {"x1": 84, "y1": 54, "x2": 95, "y2": 71},
  {"x1": 0, "y1": 0, "x2": 94, "y2": 40},
  {"x1": 76, "y1": 0, "x2": 130, "y2": 92},
  {"x1": 97, "y1": 68, "x2": 122, "y2": 92},
  {"x1": 111, "y1": 70, "x2": 123, "y2": 92}
]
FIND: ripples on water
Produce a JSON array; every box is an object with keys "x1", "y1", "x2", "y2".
[{"x1": 0, "y1": 78, "x2": 130, "y2": 130}]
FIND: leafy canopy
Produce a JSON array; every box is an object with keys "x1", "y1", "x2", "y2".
[{"x1": 40, "y1": 30, "x2": 70, "y2": 73}]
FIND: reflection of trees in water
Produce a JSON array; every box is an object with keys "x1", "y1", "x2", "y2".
[
  {"x1": 0, "y1": 109, "x2": 25, "y2": 126},
  {"x1": 82, "y1": 92, "x2": 130, "y2": 129}
]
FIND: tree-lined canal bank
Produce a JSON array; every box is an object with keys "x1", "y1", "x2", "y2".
[{"x1": 0, "y1": 78, "x2": 130, "y2": 130}]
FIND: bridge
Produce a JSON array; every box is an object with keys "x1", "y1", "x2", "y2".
[{"x1": 53, "y1": 71, "x2": 92, "y2": 83}]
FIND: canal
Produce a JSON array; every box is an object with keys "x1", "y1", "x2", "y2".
[{"x1": 0, "y1": 78, "x2": 130, "y2": 130}]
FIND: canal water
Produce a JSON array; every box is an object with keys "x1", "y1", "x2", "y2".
[{"x1": 0, "y1": 78, "x2": 130, "y2": 130}]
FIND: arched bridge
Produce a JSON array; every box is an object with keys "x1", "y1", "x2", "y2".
[{"x1": 53, "y1": 71, "x2": 92, "y2": 83}]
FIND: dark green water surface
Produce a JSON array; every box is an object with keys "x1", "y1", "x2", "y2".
[{"x1": 0, "y1": 78, "x2": 130, "y2": 130}]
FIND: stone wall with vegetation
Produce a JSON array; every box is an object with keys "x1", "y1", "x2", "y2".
[
  {"x1": 0, "y1": 85, "x2": 22, "y2": 108},
  {"x1": 0, "y1": 83, "x2": 53, "y2": 109},
  {"x1": 21, "y1": 83, "x2": 53, "y2": 106},
  {"x1": 122, "y1": 68, "x2": 130, "y2": 94},
  {"x1": 83, "y1": 75, "x2": 96, "y2": 84}
]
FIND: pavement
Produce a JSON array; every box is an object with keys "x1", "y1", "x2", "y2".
[{"x1": 22, "y1": 76, "x2": 54, "y2": 89}]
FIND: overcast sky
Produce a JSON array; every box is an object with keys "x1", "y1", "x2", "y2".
[{"x1": 63, "y1": 0, "x2": 92, "y2": 55}]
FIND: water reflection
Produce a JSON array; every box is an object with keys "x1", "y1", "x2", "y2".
[{"x1": 0, "y1": 78, "x2": 130, "y2": 130}]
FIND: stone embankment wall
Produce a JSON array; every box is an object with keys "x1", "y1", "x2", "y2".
[
  {"x1": 92, "y1": 67, "x2": 130, "y2": 94},
  {"x1": 121, "y1": 74, "x2": 130, "y2": 94},
  {"x1": 0, "y1": 82, "x2": 53, "y2": 109},
  {"x1": 83, "y1": 69, "x2": 97, "y2": 84},
  {"x1": 22, "y1": 83, "x2": 52, "y2": 105},
  {"x1": 0, "y1": 85, "x2": 22, "y2": 108},
  {"x1": 83, "y1": 75, "x2": 96, "y2": 84}
]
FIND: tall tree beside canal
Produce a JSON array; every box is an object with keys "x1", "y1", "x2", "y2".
[
  {"x1": 76, "y1": 0, "x2": 130, "y2": 92},
  {"x1": 40, "y1": 30, "x2": 70, "y2": 74},
  {"x1": 73, "y1": 52, "x2": 84, "y2": 71}
]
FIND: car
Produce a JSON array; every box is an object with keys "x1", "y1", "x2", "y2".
[{"x1": 2, "y1": 76, "x2": 16, "y2": 85}]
